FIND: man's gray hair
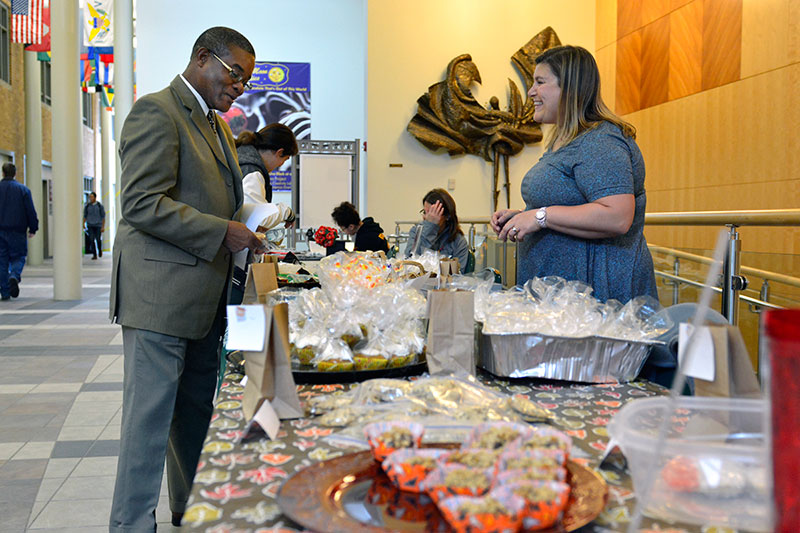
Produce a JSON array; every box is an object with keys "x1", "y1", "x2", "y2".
[{"x1": 190, "y1": 26, "x2": 254, "y2": 61}]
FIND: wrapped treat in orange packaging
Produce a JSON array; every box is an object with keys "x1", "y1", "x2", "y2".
[
  {"x1": 364, "y1": 421, "x2": 424, "y2": 462},
  {"x1": 497, "y1": 448, "x2": 566, "y2": 472},
  {"x1": 492, "y1": 480, "x2": 570, "y2": 531},
  {"x1": 436, "y1": 493, "x2": 525, "y2": 533},
  {"x1": 514, "y1": 426, "x2": 572, "y2": 458},
  {"x1": 463, "y1": 422, "x2": 534, "y2": 451},
  {"x1": 495, "y1": 466, "x2": 568, "y2": 486},
  {"x1": 440, "y1": 449, "x2": 501, "y2": 472},
  {"x1": 421, "y1": 465, "x2": 494, "y2": 504},
  {"x1": 382, "y1": 448, "x2": 450, "y2": 493}
]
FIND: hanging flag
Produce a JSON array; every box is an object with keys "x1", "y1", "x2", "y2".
[
  {"x1": 101, "y1": 85, "x2": 114, "y2": 110},
  {"x1": 11, "y1": 0, "x2": 43, "y2": 44},
  {"x1": 98, "y1": 53, "x2": 114, "y2": 87},
  {"x1": 83, "y1": 0, "x2": 113, "y2": 52},
  {"x1": 37, "y1": 51, "x2": 50, "y2": 62},
  {"x1": 25, "y1": 0, "x2": 49, "y2": 52}
]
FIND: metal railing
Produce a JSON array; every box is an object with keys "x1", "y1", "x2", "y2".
[{"x1": 645, "y1": 209, "x2": 800, "y2": 325}]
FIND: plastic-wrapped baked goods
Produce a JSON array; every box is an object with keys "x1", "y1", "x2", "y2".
[
  {"x1": 492, "y1": 481, "x2": 570, "y2": 531},
  {"x1": 364, "y1": 421, "x2": 424, "y2": 462},
  {"x1": 313, "y1": 338, "x2": 355, "y2": 372},
  {"x1": 508, "y1": 395, "x2": 554, "y2": 422},
  {"x1": 305, "y1": 394, "x2": 352, "y2": 415},
  {"x1": 515, "y1": 427, "x2": 572, "y2": 458},
  {"x1": 436, "y1": 493, "x2": 525, "y2": 533},
  {"x1": 463, "y1": 422, "x2": 534, "y2": 450},
  {"x1": 495, "y1": 467, "x2": 568, "y2": 484},
  {"x1": 441, "y1": 449, "x2": 500, "y2": 470},
  {"x1": 381, "y1": 448, "x2": 450, "y2": 493},
  {"x1": 317, "y1": 407, "x2": 359, "y2": 428},
  {"x1": 422, "y1": 465, "x2": 494, "y2": 504},
  {"x1": 497, "y1": 449, "x2": 564, "y2": 471}
]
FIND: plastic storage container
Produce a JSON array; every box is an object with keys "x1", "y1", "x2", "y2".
[{"x1": 608, "y1": 396, "x2": 772, "y2": 531}]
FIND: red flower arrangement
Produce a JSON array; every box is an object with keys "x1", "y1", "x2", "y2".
[{"x1": 314, "y1": 226, "x2": 339, "y2": 248}]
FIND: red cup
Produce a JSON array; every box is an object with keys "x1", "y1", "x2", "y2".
[{"x1": 763, "y1": 309, "x2": 800, "y2": 532}]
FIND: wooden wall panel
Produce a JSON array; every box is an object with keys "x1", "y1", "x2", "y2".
[
  {"x1": 640, "y1": 16, "x2": 671, "y2": 108},
  {"x1": 642, "y1": 0, "x2": 674, "y2": 25},
  {"x1": 668, "y1": 0, "x2": 703, "y2": 99},
  {"x1": 701, "y1": 0, "x2": 742, "y2": 90},
  {"x1": 616, "y1": 30, "x2": 642, "y2": 114},
  {"x1": 741, "y1": 0, "x2": 790, "y2": 77},
  {"x1": 617, "y1": 0, "x2": 642, "y2": 37},
  {"x1": 596, "y1": 0, "x2": 618, "y2": 49}
]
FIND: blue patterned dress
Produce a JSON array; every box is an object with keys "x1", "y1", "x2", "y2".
[{"x1": 518, "y1": 121, "x2": 657, "y2": 303}]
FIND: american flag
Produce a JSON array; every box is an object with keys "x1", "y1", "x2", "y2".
[{"x1": 11, "y1": 0, "x2": 43, "y2": 45}]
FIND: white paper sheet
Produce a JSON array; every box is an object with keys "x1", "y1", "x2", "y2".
[
  {"x1": 678, "y1": 323, "x2": 716, "y2": 381},
  {"x1": 225, "y1": 305, "x2": 266, "y2": 352}
]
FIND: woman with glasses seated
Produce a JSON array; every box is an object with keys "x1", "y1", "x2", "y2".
[
  {"x1": 404, "y1": 188, "x2": 469, "y2": 273},
  {"x1": 230, "y1": 123, "x2": 299, "y2": 304}
]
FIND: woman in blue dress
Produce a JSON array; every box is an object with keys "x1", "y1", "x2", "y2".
[{"x1": 491, "y1": 45, "x2": 657, "y2": 303}]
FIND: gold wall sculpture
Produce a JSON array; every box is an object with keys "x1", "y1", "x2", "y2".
[{"x1": 407, "y1": 27, "x2": 561, "y2": 210}]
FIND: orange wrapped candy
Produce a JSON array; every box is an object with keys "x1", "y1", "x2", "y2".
[
  {"x1": 422, "y1": 465, "x2": 494, "y2": 504},
  {"x1": 382, "y1": 448, "x2": 450, "y2": 493},
  {"x1": 436, "y1": 493, "x2": 525, "y2": 533},
  {"x1": 364, "y1": 421, "x2": 424, "y2": 462},
  {"x1": 492, "y1": 480, "x2": 570, "y2": 531}
]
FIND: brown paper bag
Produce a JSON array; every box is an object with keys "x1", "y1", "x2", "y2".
[
  {"x1": 693, "y1": 324, "x2": 761, "y2": 398},
  {"x1": 241, "y1": 262, "x2": 278, "y2": 304},
  {"x1": 242, "y1": 303, "x2": 303, "y2": 421},
  {"x1": 426, "y1": 289, "x2": 475, "y2": 376},
  {"x1": 260, "y1": 255, "x2": 280, "y2": 278}
]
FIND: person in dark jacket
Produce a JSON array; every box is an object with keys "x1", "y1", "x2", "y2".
[
  {"x1": 83, "y1": 192, "x2": 106, "y2": 259},
  {"x1": 331, "y1": 201, "x2": 389, "y2": 253},
  {"x1": 0, "y1": 163, "x2": 38, "y2": 300}
]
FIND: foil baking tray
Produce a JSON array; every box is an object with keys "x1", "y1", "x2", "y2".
[{"x1": 478, "y1": 329, "x2": 660, "y2": 383}]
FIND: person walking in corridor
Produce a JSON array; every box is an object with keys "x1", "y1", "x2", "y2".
[
  {"x1": 83, "y1": 192, "x2": 106, "y2": 260},
  {"x1": 0, "y1": 163, "x2": 38, "y2": 301}
]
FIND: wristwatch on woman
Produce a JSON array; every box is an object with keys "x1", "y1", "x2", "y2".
[
  {"x1": 535, "y1": 207, "x2": 548, "y2": 228},
  {"x1": 285, "y1": 209, "x2": 296, "y2": 224}
]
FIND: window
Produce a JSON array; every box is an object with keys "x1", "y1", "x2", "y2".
[
  {"x1": 40, "y1": 61, "x2": 50, "y2": 104},
  {"x1": 82, "y1": 91, "x2": 93, "y2": 128},
  {"x1": 0, "y1": 4, "x2": 9, "y2": 83}
]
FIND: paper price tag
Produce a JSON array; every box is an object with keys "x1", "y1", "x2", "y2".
[
  {"x1": 253, "y1": 400, "x2": 281, "y2": 440},
  {"x1": 225, "y1": 305, "x2": 266, "y2": 352},
  {"x1": 678, "y1": 323, "x2": 716, "y2": 381}
]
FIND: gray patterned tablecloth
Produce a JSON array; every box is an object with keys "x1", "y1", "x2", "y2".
[{"x1": 182, "y1": 369, "x2": 731, "y2": 533}]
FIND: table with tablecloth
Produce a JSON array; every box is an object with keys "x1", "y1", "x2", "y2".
[{"x1": 180, "y1": 368, "x2": 721, "y2": 533}]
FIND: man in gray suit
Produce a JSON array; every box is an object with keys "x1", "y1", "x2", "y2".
[{"x1": 109, "y1": 27, "x2": 263, "y2": 532}]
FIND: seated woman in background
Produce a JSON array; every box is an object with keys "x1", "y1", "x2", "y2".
[
  {"x1": 231, "y1": 123, "x2": 299, "y2": 304},
  {"x1": 491, "y1": 45, "x2": 656, "y2": 303},
  {"x1": 331, "y1": 201, "x2": 389, "y2": 253},
  {"x1": 405, "y1": 188, "x2": 469, "y2": 273}
]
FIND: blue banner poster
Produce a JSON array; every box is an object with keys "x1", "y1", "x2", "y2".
[{"x1": 220, "y1": 61, "x2": 310, "y2": 192}]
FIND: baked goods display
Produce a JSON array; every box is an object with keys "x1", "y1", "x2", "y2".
[
  {"x1": 304, "y1": 376, "x2": 556, "y2": 439},
  {"x1": 366, "y1": 421, "x2": 575, "y2": 532},
  {"x1": 282, "y1": 252, "x2": 428, "y2": 373}
]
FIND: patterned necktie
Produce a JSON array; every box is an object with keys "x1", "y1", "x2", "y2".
[{"x1": 207, "y1": 110, "x2": 217, "y2": 135}]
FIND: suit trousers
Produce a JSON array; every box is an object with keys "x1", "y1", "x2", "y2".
[{"x1": 109, "y1": 307, "x2": 223, "y2": 532}]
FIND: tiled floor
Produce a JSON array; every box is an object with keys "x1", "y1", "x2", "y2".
[{"x1": 0, "y1": 256, "x2": 180, "y2": 532}]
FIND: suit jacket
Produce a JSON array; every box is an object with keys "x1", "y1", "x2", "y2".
[{"x1": 110, "y1": 76, "x2": 243, "y2": 339}]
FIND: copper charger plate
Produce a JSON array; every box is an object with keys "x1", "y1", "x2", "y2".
[{"x1": 277, "y1": 446, "x2": 608, "y2": 532}]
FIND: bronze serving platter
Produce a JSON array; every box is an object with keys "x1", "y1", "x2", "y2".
[{"x1": 277, "y1": 447, "x2": 608, "y2": 532}]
